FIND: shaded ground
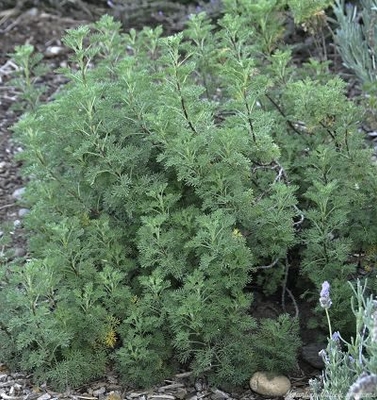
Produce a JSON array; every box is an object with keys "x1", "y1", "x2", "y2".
[
  {"x1": 0, "y1": 2, "x2": 348, "y2": 399},
  {"x1": 0, "y1": 5, "x2": 89, "y2": 260}
]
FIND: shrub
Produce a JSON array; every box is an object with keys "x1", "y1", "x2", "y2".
[{"x1": 2, "y1": 0, "x2": 377, "y2": 391}]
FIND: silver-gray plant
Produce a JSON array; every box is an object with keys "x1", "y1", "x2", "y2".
[
  {"x1": 310, "y1": 280, "x2": 377, "y2": 399},
  {"x1": 333, "y1": 0, "x2": 377, "y2": 85}
]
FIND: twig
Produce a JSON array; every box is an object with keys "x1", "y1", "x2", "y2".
[
  {"x1": 293, "y1": 204, "x2": 305, "y2": 226},
  {"x1": 211, "y1": 389, "x2": 231, "y2": 399},
  {"x1": 285, "y1": 287, "x2": 299, "y2": 318},
  {"x1": 254, "y1": 257, "x2": 280, "y2": 270},
  {"x1": 0, "y1": 204, "x2": 16, "y2": 211},
  {"x1": 175, "y1": 371, "x2": 192, "y2": 378},
  {"x1": 265, "y1": 93, "x2": 303, "y2": 136},
  {"x1": 281, "y1": 258, "x2": 299, "y2": 318},
  {"x1": 157, "y1": 383, "x2": 185, "y2": 391}
]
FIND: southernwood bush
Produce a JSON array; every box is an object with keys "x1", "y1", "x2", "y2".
[{"x1": 2, "y1": 0, "x2": 377, "y2": 391}]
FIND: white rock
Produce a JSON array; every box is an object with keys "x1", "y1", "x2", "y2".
[
  {"x1": 18, "y1": 208, "x2": 30, "y2": 218},
  {"x1": 93, "y1": 387, "x2": 106, "y2": 397},
  {"x1": 37, "y1": 394, "x2": 51, "y2": 400},
  {"x1": 13, "y1": 220, "x2": 21, "y2": 229},
  {"x1": 45, "y1": 46, "x2": 65, "y2": 57},
  {"x1": 12, "y1": 187, "x2": 25, "y2": 201},
  {"x1": 12, "y1": 384, "x2": 22, "y2": 393},
  {"x1": 249, "y1": 371, "x2": 291, "y2": 397}
]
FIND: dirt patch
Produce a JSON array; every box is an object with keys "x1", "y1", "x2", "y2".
[{"x1": 0, "y1": 5, "x2": 90, "y2": 261}]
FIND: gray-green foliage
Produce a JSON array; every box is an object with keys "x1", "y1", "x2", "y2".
[
  {"x1": 333, "y1": 0, "x2": 377, "y2": 84},
  {"x1": 2, "y1": 0, "x2": 377, "y2": 391},
  {"x1": 8, "y1": 44, "x2": 49, "y2": 111},
  {"x1": 310, "y1": 281, "x2": 377, "y2": 399},
  {"x1": 332, "y1": 0, "x2": 377, "y2": 129}
]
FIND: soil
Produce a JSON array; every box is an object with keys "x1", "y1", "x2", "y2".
[{"x1": 0, "y1": 2, "x2": 351, "y2": 399}]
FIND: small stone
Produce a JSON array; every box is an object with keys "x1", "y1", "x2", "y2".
[
  {"x1": 13, "y1": 220, "x2": 21, "y2": 229},
  {"x1": 0, "y1": 376, "x2": 8, "y2": 383},
  {"x1": 37, "y1": 394, "x2": 51, "y2": 400},
  {"x1": 194, "y1": 377, "x2": 207, "y2": 392},
  {"x1": 93, "y1": 387, "x2": 106, "y2": 397},
  {"x1": 12, "y1": 384, "x2": 22, "y2": 393},
  {"x1": 106, "y1": 392, "x2": 121, "y2": 400},
  {"x1": 26, "y1": 7, "x2": 38, "y2": 16},
  {"x1": 18, "y1": 208, "x2": 30, "y2": 218},
  {"x1": 13, "y1": 248, "x2": 26, "y2": 258},
  {"x1": 45, "y1": 46, "x2": 65, "y2": 57},
  {"x1": 249, "y1": 371, "x2": 291, "y2": 397},
  {"x1": 12, "y1": 187, "x2": 25, "y2": 201},
  {"x1": 174, "y1": 388, "x2": 187, "y2": 400},
  {"x1": 301, "y1": 343, "x2": 326, "y2": 369},
  {"x1": 210, "y1": 389, "x2": 230, "y2": 400}
]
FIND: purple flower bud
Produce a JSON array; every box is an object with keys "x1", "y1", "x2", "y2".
[
  {"x1": 346, "y1": 373, "x2": 377, "y2": 400},
  {"x1": 318, "y1": 349, "x2": 329, "y2": 364},
  {"x1": 320, "y1": 281, "x2": 332, "y2": 309},
  {"x1": 332, "y1": 331, "x2": 341, "y2": 341}
]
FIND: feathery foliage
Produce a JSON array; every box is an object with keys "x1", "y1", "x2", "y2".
[{"x1": 2, "y1": 0, "x2": 377, "y2": 391}]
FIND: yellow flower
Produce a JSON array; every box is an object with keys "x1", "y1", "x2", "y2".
[
  {"x1": 232, "y1": 228, "x2": 243, "y2": 238},
  {"x1": 104, "y1": 329, "x2": 117, "y2": 348},
  {"x1": 131, "y1": 295, "x2": 139, "y2": 304},
  {"x1": 101, "y1": 315, "x2": 120, "y2": 348}
]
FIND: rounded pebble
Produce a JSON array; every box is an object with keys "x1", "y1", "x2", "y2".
[
  {"x1": 250, "y1": 371, "x2": 291, "y2": 397},
  {"x1": 13, "y1": 248, "x2": 26, "y2": 258},
  {"x1": 18, "y1": 208, "x2": 30, "y2": 218},
  {"x1": 301, "y1": 343, "x2": 326, "y2": 369},
  {"x1": 12, "y1": 187, "x2": 25, "y2": 201}
]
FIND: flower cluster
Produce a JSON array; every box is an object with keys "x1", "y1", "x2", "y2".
[
  {"x1": 346, "y1": 373, "x2": 377, "y2": 400},
  {"x1": 319, "y1": 280, "x2": 332, "y2": 309}
]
